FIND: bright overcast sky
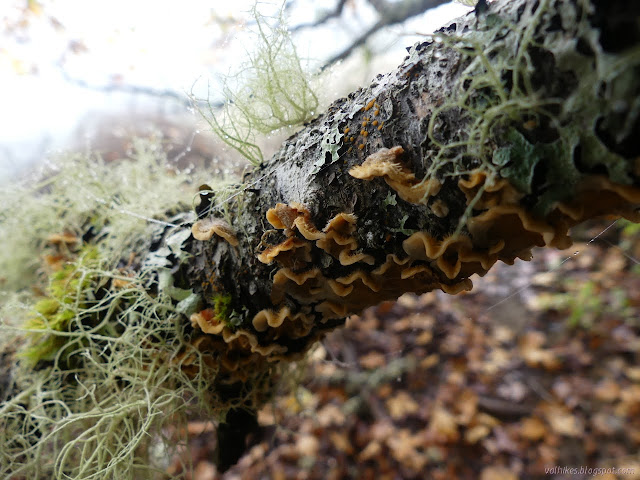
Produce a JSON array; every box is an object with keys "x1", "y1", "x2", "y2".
[{"x1": 0, "y1": 0, "x2": 469, "y2": 178}]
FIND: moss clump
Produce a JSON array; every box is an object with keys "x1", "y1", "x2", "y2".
[
  {"x1": 212, "y1": 293, "x2": 234, "y2": 326},
  {"x1": 23, "y1": 246, "x2": 100, "y2": 365}
]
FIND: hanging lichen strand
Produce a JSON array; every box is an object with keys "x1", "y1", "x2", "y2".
[{"x1": 186, "y1": 0, "x2": 640, "y2": 387}]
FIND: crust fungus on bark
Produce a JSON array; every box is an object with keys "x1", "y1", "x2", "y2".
[{"x1": 180, "y1": 0, "x2": 640, "y2": 391}]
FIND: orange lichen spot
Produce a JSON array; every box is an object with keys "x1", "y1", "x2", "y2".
[
  {"x1": 364, "y1": 99, "x2": 376, "y2": 111},
  {"x1": 344, "y1": 127, "x2": 350, "y2": 134},
  {"x1": 350, "y1": 136, "x2": 355, "y2": 142},
  {"x1": 43, "y1": 254, "x2": 66, "y2": 271},
  {"x1": 362, "y1": 121, "x2": 368, "y2": 128},
  {"x1": 360, "y1": 129, "x2": 367, "y2": 136},
  {"x1": 362, "y1": 131, "x2": 369, "y2": 137},
  {"x1": 349, "y1": 146, "x2": 441, "y2": 204},
  {"x1": 372, "y1": 120, "x2": 379, "y2": 126},
  {"x1": 430, "y1": 199, "x2": 449, "y2": 218},
  {"x1": 377, "y1": 123, "x2": 384, "y2": 130},
  {"x1": 358, "y1": 144, "x2": 365, "y2": 150},
  {"x1": 374, "y1": 109, "x2": 380, "y2": 116},
  {"x1": 192, "y1": 217, "x2": 238, "y2": 246}
]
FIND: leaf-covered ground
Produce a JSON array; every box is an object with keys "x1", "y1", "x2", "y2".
[{"x1": 177, "y1": 219, "x2": 640, "y2": 480}]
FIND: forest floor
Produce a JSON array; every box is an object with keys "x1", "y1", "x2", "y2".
[{"x1": 177, "y1": 219, "x2": 640, "y2": 480}]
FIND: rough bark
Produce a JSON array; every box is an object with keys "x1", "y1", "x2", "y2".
[{"x1": 177, "y1": 0, "x2": 640, "y2": 392}]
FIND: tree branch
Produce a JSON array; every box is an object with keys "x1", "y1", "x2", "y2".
[
  {"x1": 182, "y1": 0, "x2": 640, "y2": 396},
  {"x1": 3, "y1": 0, "x2": 640, "y2": 474},
  {"x1": 321, "y1": 0, "x2": 450, "y2": 69}
]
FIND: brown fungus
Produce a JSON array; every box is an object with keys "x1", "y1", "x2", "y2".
[
  {"x1": 192, "y1": 217, "x2": 238, "y2": 246},
  {"x1": 349, "y1": 146, "x2": 441, "y2": 204}
]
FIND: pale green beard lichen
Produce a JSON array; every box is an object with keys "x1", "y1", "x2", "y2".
[
  {"x1": 197, "y1": 3, "x2": 319, "y2": 166},
  {"x1": 0, "y1": 139, "x2": 246, "y2": 479}
]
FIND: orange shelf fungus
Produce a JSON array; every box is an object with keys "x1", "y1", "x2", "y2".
[
  {"x1": 192, "y1": 217, "x2": 238, "y2": 246},
  {"x1": 349, "y1": 146, "x2": 441, "y2": 204},
  {"x1": 190, "y1": 308, "x2": 225, "y2": 335},
  {"x1": 430, "y1": 199, "x2": 449, "y2": 218},
  {"x1": 257, "y1": 236, "x2": 312, "y2": 266},
  {"x1": 402, "y1": 232, "x2": 502, "y2": 279},
  {"x1": 454, "y1": 169, "x2": 640, "y2": 274}
]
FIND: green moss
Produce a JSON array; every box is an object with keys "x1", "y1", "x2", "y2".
[
  {"x1": 212, "y1": 293, "x2": 232, "y2": 321},
  {"x1": 23, "y1": 246, "x2": 100, "y2": 365}
]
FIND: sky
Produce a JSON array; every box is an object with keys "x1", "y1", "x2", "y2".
[{"x1": 0, "y1": 0, "x2": 469, "y2": 179}]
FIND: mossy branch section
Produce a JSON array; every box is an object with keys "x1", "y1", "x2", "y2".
[{"x1": 187, "y1": 0, "x2": 640, "y2": 384}]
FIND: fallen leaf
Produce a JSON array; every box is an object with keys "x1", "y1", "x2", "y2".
[
  {"x1": 542, "y1": 404, "x2": 584, "y2": 437},
  {"x1": 519, "y1": 417, "x2": 547, "y2": 441},
  {"x1": 358, "y1": 441, "x2": 382, "y2": 462},
  {"x1": 329, "y1": 431, "x2": 354, "y2": 454},
  {"x1": 316, "y1": 403, "x2": 345, "y2": 427},
  {"x1": 625, "y1": 366, "x2": 640, "y2": 382},
  {"x1": 415, "y1": 330, "x2": 433, "y2": 345},
  {"x1": 429, "y1": 406, "x2": 459, "y2": 442},
  {"x1": 297, "y1": 434, "x2": 320, "y2": 457},
  {"x1": 387, "y1": 391, "x2": 419, "y2": 420},
  {"x1": 359, "y1": 351, "x2": 386, "y2": 369},
  {"x1": 420, "y1": 353, "x2": 439, "y2": 369},
  {"x1": 594, "y1": 379, "x2": 621, "y2": 402},
  {"x1": 465, "y1": 425, "x2": 490, "y2": 444},
  {"x1": 480, "y1": 466, "x2": 518, "y2": 480},
  {"x1": 519, "y1": 331, "x2": 561, "y2": 370}
]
